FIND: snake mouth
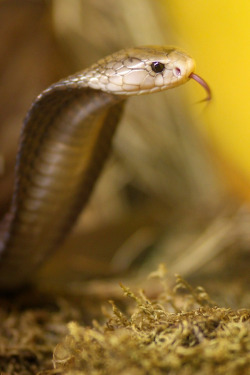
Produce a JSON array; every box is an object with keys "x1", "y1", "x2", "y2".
[{"x1": 189, "y1": 73, "x2": 211, "y2": 101}]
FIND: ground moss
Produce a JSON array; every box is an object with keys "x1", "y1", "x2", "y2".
[
  {"x1": 51, "y1": 268, "x2": 250, "y2": 375},
  {"x1": 0, "y1": 267, "x2": 249, "y2": 374}
]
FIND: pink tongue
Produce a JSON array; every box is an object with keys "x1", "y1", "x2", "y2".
[{"x1": 189, "y1": 73, "x2": 211, "y2": 101}]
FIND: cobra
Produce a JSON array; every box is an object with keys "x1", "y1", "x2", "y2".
[{"x1": 0, "y1": 46, "x2": 211, "y2": 290}]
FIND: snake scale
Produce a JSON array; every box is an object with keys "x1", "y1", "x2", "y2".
[{"x1": 0, "y1": 46, "x2": 211, "y2": 290}]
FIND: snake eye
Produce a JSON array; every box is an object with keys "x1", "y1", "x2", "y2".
[{"x1": 151, "y1": 61, "x2": 165, "y2": 73}]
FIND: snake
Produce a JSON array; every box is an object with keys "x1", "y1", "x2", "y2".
[{"x1": 0, "y1": 46, "x2": 211, "y2": 290}]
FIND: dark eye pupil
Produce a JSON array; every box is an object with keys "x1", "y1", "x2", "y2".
[{"x1": 151, "y1": 62, "x2": 165, "y2": 73}]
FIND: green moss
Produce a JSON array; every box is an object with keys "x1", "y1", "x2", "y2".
[{"x1": 52, "y1": 270, "x2": 250, "y2": 375}]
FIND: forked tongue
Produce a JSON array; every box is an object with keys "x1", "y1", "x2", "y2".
[{"x1": 189, "y1": 73, "x2": 211, "y2": 102}]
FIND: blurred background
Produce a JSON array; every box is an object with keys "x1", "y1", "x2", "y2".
[{"x1": 0, "y1": 0, "x2": 249, "y2": 306}]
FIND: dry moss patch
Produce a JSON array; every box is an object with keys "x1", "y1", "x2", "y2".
[
  {"x1": 0, "y1": 296, "x2": 80, "y2": 374},
  {"x1": 0, "y1": 269, "x2": 249, "y2": 374},
  {"x1": 51, "y1": 273, "x2": 249, "y2": 375}
]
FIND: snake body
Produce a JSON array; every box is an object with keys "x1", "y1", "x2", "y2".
[{"x1": 0, "y1": 46, "x2": 210, "y2": 290}]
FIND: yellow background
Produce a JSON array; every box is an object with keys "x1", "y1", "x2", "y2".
[{"x1": 165, "y1": 0, "x2": 250, "y2": 199}]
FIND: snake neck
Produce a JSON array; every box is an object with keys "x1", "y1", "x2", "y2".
[{"x1": 0, "y1": 83, "x2": 125, "y2": 290}]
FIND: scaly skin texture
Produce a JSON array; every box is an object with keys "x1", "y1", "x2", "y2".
[{"x1": 0, "y1": 46, "x2": 208, "y2": 290}]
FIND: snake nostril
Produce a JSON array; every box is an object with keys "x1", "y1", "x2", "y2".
[{"x1": 174, "y1": 67, "x2": 182, "y2": 77}]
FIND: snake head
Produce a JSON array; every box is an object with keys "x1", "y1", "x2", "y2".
[
  {"x1": 85, "y1": 46, "x2": 194, "y2": 95},
  {"x1": 84, "y1": 45, "x2": 211, "y2": 100}
]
